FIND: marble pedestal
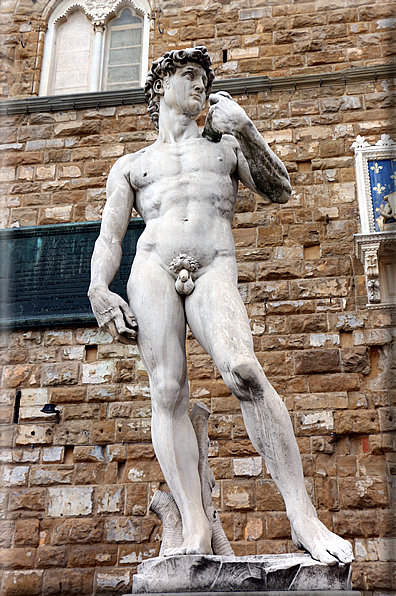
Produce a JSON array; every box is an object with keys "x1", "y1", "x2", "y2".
[{"x1": 129, "y1": 554, "x2": 359, "y2": 594}]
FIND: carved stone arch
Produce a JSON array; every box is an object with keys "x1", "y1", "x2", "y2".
[
  {"x1": 42, "y1": 0, "x2": 151, "y2": 25},
  {"x1": 52, "y1": 3, "x2": 93, "y2": 27},
  {"x1": 101, "y1": 0, "x2": 148, "y2": 27}
]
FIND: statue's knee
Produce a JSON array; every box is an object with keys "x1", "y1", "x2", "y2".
[
  {"x1": 229, "y1": 358, "x2": 262, "y2": 397},
  {"x1": 152, "y1": 379, "x2": 184, "y2": 411}
]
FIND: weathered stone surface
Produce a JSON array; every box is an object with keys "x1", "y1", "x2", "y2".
[
  {"x1": 132, "y1": 554, "x2": 352, "y2": 593},
  {"x1": 14, "y1": 519, "x2": 39, "y2": 546},
  {"x1": 52, "y1": 518, "x2": 104, "y2": 545},
  {"x1": 294, "y1": 349, "x2": 340, "y2": 374},
  {"x1": 2, "y1": 570, "x2": 43, "y2": 596},
  {"x1": 9, "y1": 488, "x2": 45, "y2": 513},
  {"x1": 339, "y1": 477, "x2": 389, "y2": 509},
  {"x1": 48, "y1": 487, "x2": 93, "y2": 517},
  {"x1": 334, "y1": 411, "x2": 379, "y2": 434},
  {"x1": 42, "y1": 568, "x2": 94, "y2": 596}
]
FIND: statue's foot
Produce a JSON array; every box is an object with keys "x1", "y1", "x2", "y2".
[
  {"x1": 290, "y1": 515, "x2": 354, "y2": 565},
  {"x1": 164, "y1": 532, "x2": 212, "y2": 556}
]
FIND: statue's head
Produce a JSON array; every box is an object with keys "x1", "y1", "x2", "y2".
[{"x1": 145, "y1": 46, "x2": 215, "y2": 130}]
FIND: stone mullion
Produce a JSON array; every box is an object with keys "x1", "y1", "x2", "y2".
[{"x1": 89, "y1": 24, "x2": 105, "y2": 93}]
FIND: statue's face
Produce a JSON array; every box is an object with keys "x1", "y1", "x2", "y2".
[{"x1": 162, "y1": 63, "x2": 207, "y2": 118}]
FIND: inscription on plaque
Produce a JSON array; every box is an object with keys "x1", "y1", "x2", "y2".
[{"x1": 0, "y1": 219, "x2": 145, "y2": 329}]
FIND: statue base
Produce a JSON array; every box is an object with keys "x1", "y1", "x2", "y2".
[{"x1": 130, "y1": 554, "x2": 358, "y2": 593}]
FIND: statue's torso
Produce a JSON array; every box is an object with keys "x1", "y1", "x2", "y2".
[{"x1": 128, "y1": 136, "x2": 240, "y2": 269}]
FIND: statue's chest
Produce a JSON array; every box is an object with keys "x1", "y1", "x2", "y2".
[{"x1": 131, "y1": 140, "x2": 235, "y2": 190}]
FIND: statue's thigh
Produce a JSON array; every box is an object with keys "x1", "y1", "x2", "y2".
[
  {"x1": 185, "y1": 270, "x2": 254, "y2": 365},
  {"x1": 127, "y1": 257, "x2": 187, "y2": 379}
]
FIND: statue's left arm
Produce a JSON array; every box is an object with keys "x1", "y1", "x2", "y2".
[{"x1": 206, "y1": 92, "x2": 292, "y2": 204}]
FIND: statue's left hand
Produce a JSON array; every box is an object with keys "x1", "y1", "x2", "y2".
[{"x1": 205, "y1": 91, "x2": 250, "y2": 137}]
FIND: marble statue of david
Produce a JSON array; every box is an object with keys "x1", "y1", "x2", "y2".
[{"x1": 88, "y1": 47, "x2": 353, "y2": 565}]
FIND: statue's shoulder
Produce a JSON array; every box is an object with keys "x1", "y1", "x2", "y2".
[{"x1": 110, "y1": 145, "x2": 153, "y2": 176}]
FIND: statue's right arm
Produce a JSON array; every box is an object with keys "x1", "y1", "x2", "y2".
[{"x1": 88, "y1": 155, "x2": 138, "y2": 343}]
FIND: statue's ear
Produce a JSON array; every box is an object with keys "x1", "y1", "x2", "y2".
[{"x1": 153, "y1": 78, "x2": 164, "y2": 96}]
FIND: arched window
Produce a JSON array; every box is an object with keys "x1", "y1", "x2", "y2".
[
  {"x1": 103, "y1": 8, "x2": 143, "y2": 91},
  {"x1": 51, "y1": 11, "x2": 93, "y2": 95},
  {"x1": 39, "y1": 0, "x2": 150, "y2": 96}
]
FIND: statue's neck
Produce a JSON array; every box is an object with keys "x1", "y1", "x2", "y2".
[{"x1": 157, "y1": 101, "x2": 200, "y2": 143}]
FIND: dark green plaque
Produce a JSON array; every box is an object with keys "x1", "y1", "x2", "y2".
[{"x1": 0, "y1": 219, "x2": 145, "y2": 329}]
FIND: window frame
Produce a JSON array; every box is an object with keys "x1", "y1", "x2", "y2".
[
  {"x1": 353, "y1": 134, "x2": 396, "y2": 309},
  {"x1": 39, "y1": 0, "x2": 150, "y2": 97},
  {"x1": 102, "y1": 7, "x2": 144, "y2": 92}
]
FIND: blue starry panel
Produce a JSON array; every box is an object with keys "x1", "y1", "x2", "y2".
[{"x1": 368, "y1": 159, "x2": 396, "y2": 231}]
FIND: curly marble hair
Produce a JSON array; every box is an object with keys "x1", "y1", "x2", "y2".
[{"x1": 144, "y1": 46, "x2": 215, "y2": 130}]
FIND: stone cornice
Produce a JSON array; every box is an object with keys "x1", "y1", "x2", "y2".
[
  {"x1": 354, "y1": 231, "x2": 396, "y2": 261},
  {"x1": 1, "y1": 62, "x2": 395, "y2": 116}
]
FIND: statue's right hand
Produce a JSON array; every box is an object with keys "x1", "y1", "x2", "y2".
[{"x1": 88, "y1": 286, "x2": 138, "y2": 344}]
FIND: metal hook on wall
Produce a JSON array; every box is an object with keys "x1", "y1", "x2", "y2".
[
  {"x1": 158, "y1": 21, "x2": 164, "y2": 34},
  {"x1": 20, "y1": 35, "x2": 26, "y2": 48}
]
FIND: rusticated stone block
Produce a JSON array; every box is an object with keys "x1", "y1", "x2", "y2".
[
  {"x1": 341, "y1": 347, "x2": 370, "y2": 374},
  {"x1": 125, "y1": 484, "x2": 148, "y2": 517},
  {"x1": 42, "y1": 362, "x2": 79, "y2": 386},
  {"x1": 91, "y1": 420, "x2": 115, "y2": 444},
  {"x1": 119, "y1": 543, "x2": 160, "y2": 565},
  {"x1": 123, "y1": 459, "x2": 163, "y2": 484},
  {"x1": 116, "y1": 419, "x2": 151, "y2": 443},
  {"x1": 9, "y1": 488, "x2": 45, "y2": 513},
  {"x1": 14, "y1": 519, "x2": 39, "y2": 547},
  {"x1": 266, "y1": 512, "x2": 292, "y2": 539},
  {"x1": 68, "y1": 544, "x2": 117, "y2": 567},
  {"x1": 308, "y1": 373, "x2": 360, "y2": 393},
  {"x1": 378, "y1": 509, "x2": 396, "y2": 538},
  {"x1": 96, "y1": 486, "x2": 124, "y2": 515},
  {"x1": 219, "y1": 440, "x2": 257, "y2": 458},
  {"x1": 244, "y1": 516, "x2": 264, "y2": 541},
  {"x1": 50, "y1": 387, "x2": 86, "y2": 403},
  {"x1": 339, "y1": 477, "x2": 389, "y2": 509},
  {"x1": 42, "y1": 568, "x2": 94, "y2": 596},
  {"x1": 290, "y1": 277, "x2": 350, "y2": 299},
  {"x1": 2, "y1": 365, "x2": 36, "y2": 388},
  {"x1": 73, "y1": 445, "x2": 105, "y2": 462},
  {"x1": 256, "y1": 480, "x2": 285, "y2": 511},
  {"x1": 294, "y1": 349, "x2": 340, "y2": 374},
  {"x1": 208, "y1": 414, "x2": 233, "y2": 439},
  {"x1": 314, "y1": 477, "x2": 340, "y2": 511},
  {"x1": 74, "y1": 463, "x2": 106, "y2": 485},
  {"x1": 104, "y1": 517, "x2": 141, "y2": 543},
  {"x1": 52, "y1": 421, "x2": 90, "y2": 445},
  {"x1": 358, "y1": 454, "x2": 387, "y2": 477},
  {"x1": 0, "y1": 521, "x2": 13, "y2": 548},
  {"x1": 0, "y1": 547, "x2": 35, "y2": 569},
  {"x1": 113, "y1": 359, "x2": 136, "y2": 383},
  {"x1": 52, "y1": 518, "x2": 104, "y2": 545},
  {"x1": 379, "y1": 407, "x2": 396, "y2": 432},
  {"x1": 334, "y1": 410, "x2": 379, "y2": 434},
  {"x1": 223, "y1": 481, "x2": 256, "y2": 511},
  {"x1": 352, "y1": 561, "x2": 395, "y2": 590},
  {"x1": 35, "y1": 546, "x2": 68, "y2": 568},
  {"x1": 48, "y1": 487, "x2": 93, "y2": 517},
  {"x1": 295, "y1": 411, "x2": 334, "y2": 435},
  {"x1": 0, "y1": 466, "x2": 29, "y2": 487},
  {"x1": 334, "y1": 510, "x2": 379, "y2": 538},
  {"x1": 30, "y1": 466, "x2": 73, "y2": 486},
  {"x1": 3, "y1": 570, "x2": 43, "y2": 596}
]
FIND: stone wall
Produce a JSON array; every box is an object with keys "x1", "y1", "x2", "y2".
[{"x1": 0, "y1": 0, "x2": 395, "y2": 595}]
